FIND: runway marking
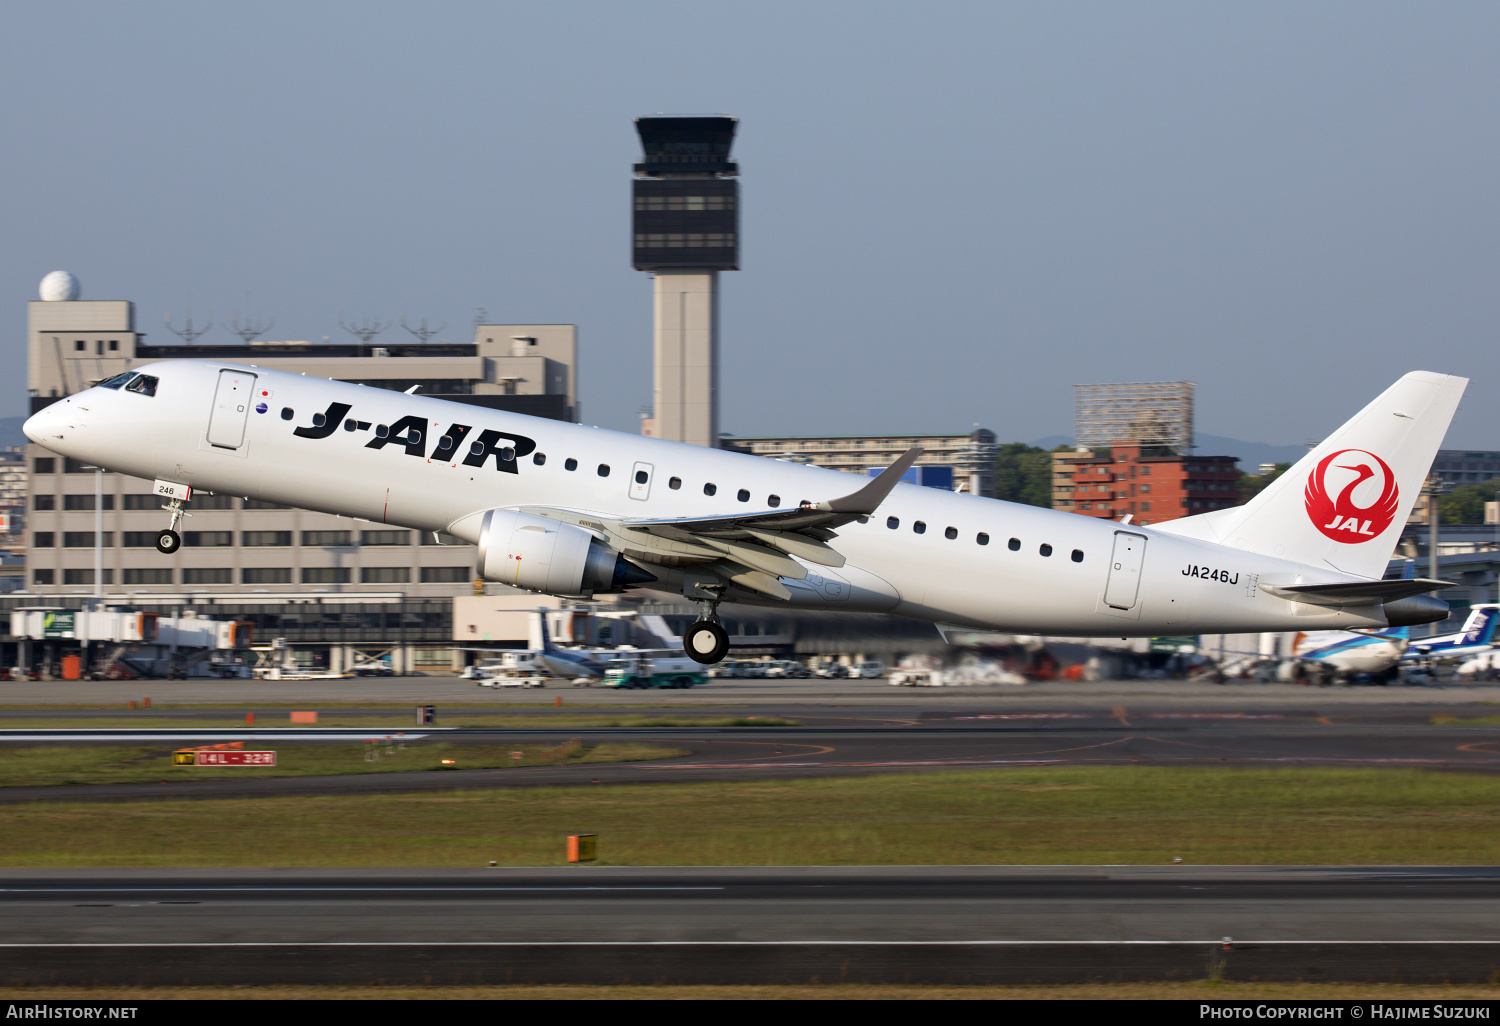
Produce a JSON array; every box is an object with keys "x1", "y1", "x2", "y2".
[
  {"x1": 0, "y1": 733, "x2": 436, "y2": 742},
  {"x1": 1146, "y1": 713, "x2": 1284, "y2": 720},
  {"x1": 0, "y1": 887, "x2": 726, "y2": 894},
  {"x1": 1005, "y1": 736, "x2": 1137, "y2": 758},
  {"x1": 1458, "y1": 741, "x2": 1500, "y2": 754},
  {"x1": 951, "y1": 714, "x2": 1091, "y2": 721},
  {"x1": 643, "y1": 758, "x2": 1067, "y2": 769},
  {"x1": 817, "y1": 716, "x2": 923, "y2": 726},
  {"x1": 3, "y1": 940, "x2": 1498, "y2": 946},
  {"x1": 662, "y1": 738, "x2": 838, "y2": 761},
  {"x1": 1112, "y1": 705, "x2": 1131, "y2": 727},
  {"x1": 1138, "y1": 734, "x2": 1265, "y2": 755}
]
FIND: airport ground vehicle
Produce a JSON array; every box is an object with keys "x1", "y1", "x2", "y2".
[
  {"x1": 762, "y1": 659, "x2": 809, "y2": 678},
  {"x1": 602, "y1": 654, "x2": 706, "y2": 689},
  {"x1": 852, "y1": 660, "x2": 886, "y2": 678}
]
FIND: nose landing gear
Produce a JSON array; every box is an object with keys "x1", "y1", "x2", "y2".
[
  {"x1": 683, "y1": 594, "x2": 729, "y2": 665},
  {"x1": 154, "y1": 496, "x2": 189, "y2": 554}
]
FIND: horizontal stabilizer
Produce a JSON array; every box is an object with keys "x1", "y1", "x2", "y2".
[{"x1": 1262, "y1": 579, "x2": 1451, "y2": 607}]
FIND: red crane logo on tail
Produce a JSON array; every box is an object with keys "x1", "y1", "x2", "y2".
[{"x1": 1304, "y1": 449, "x2": 1400, "y2": 543}]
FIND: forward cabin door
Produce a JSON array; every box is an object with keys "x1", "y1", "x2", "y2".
[
  {"x1": 206, "y1": 369, "x2": 257, "y2": 449},
  {"x1": 1104, "y1": 531, "x2": 1147, "y2": 610}
]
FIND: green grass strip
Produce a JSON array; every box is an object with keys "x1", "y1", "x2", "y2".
[{"x1": 3, "y1": 765, "x2": 1500, "y2": 867}]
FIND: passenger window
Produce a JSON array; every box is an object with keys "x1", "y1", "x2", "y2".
[
  {"x1": 944, "y1": 527, "x2": 957, "y2": 540},
  {"x1": 913, "y1": 521, "x2": 926, "y2": 535},
  {"x1": 375, "y1": 424, "x2": 389, "y2": 438},
  {"x1": 1071, "y1": 549, "x2": 1084, "y2": 563},
  {"x1": 737, "y1": 488, "x2": 750, "y2": 502},
  {"x1": 98, "y1": 372, "x2": 135, "y2": 390},
  {"x1": 857, "y1": 515, "x2": 869, "y2": 524},
  {"x1": 635, "y1": 470, "x2": 649, "y2": 484},
  {"x1": 344, "y1": 419, "x2": 358, "y2": 432},
  {"x1": 280, "y1": 408, "x2": 294, "y2": 421},
  {"x1": 977, "y1": 533, "x2": 990, "y2": 545},
  {"x1": 1008, "y1": 538, "x2": 1021, "y2": 551},
  {"x1": 125, "y1": 374, "x2": 158, "y2": 396},
  {"x1": 887, "y1": 516, "x2": 899, "y2": 529},
  {"x1": 533, "y1": 453, "x2": 546, "y2": 465},
  {"x1": 768, "y1": 495, "x2": 781, "y2": 507},
  {"x1": 597, "y1": 464, "x2": 610, "y2": 477},
  {"x1": 668, "y1": 477, "x2": 682, "y2": 490},
  {"x1": 565, "y1": 458, "x2": 578, "y2": 471},
  {"x1": 704, "y1": 483, "x2": 717, "y2": 496},
  {"x1": 1040, "y1": 544, "x2": 1053, "y2": 557}
]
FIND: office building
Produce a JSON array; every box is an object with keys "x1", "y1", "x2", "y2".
[
  {"x1": 24, "y1": 276, "x2": 577, "y2": 598},
  {"x1": 633, "y1": 115, "x2": 739, "y2": 448},
  {"x1": 724, "y1": 430, "x2": 997, "y2": 497}
]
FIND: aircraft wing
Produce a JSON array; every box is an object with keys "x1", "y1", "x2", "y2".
[{"x1": 516, "y1": 448, "x2": 923, "y2": 601}]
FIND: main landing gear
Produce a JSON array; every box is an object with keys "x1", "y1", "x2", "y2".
[
  {"x1": 154, "y1": 496, "x2": 189, "y2": 554},
  {"x1": 683, "y1": 595, "x2": 730, "y2": 665}
]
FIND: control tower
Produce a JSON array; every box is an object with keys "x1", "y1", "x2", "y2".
[{"x1": 632, "y1": 115, "x2": 738, "y2": 448}]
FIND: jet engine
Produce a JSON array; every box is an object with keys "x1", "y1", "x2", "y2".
[{"x1": 474, "y1": 509, "x2": 655, "y2": 596}]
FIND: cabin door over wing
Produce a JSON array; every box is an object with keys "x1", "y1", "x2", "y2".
[
  {"x1": 206, "y1": 369, "x2": 257, "y2": 449},
  {"x1": 1104, "y1": 531, "x2": 1147, "y2": 611},
  {"x1": 629, "y1": 461, "x2": 654, "y2": 500}
]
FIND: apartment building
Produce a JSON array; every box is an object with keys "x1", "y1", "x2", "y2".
[{"x1": 1052, "y1": 443, "x2": 1239, "y2": 526}]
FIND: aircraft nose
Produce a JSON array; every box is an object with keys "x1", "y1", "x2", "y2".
[{"x1": 23, "y1": 398, "x2": 84, "y2": 451}]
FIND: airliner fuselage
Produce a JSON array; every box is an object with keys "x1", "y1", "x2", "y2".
[{"x1": 23, "y1": 360, "x2": 1462, "y2": 659}]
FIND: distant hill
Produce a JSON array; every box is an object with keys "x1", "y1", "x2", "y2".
[{"x1": 1028, "y1": 433, "x2": 1308, "y2": 472}]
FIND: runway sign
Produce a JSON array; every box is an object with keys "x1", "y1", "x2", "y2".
[
  {"x1": 179, "y1": 750, "x2": 277, "y2": 767},
  {"x1": 567, "y1": 834, "x2": 597, "y2": 862}
]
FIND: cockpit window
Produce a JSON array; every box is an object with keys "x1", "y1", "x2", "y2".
[
  {"x1": 98, "y1": 372, "x2": 136, "y2": 391},
  {"x1": 125, "y1": 374, "x2": 158, "y2": 397}
]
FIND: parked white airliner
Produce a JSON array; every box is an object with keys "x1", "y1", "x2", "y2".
[{"x1": 23, "y1": 362, "x2": 1464, "y2": 663}]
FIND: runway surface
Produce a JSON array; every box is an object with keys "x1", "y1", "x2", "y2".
[
  {"x1": 0, "y1": 708, "x2": 1497, "y2": 801},
  {"x1": 3, "y1": 867, "x2": 1499, "y2": 983},
  {"x1": 0, "y1": 866, "x2": 1495, "y2": 944}
]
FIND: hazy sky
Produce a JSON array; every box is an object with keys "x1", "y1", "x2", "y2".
[{"x1": 4, "y1": 2, "x2": 1498, "y2": 449}]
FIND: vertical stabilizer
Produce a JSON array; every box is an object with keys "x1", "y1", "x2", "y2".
[{"x1": 1155, "y1": 371, "x2": 1467, "y2": 578}]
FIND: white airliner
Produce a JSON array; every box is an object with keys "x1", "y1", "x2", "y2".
[{"x1": 23, "y1": 363, "x2": 1464, "y2": 664}]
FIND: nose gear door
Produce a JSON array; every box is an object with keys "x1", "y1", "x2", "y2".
[
  {"x1": 1104, "y1": 531, "x2": 1147, "y2": 610},
  {"x1": 206, "y1": 369, "x2": 257, "y2": 449}
]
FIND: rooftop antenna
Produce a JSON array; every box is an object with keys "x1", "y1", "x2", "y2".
[
  {"x1": 400, "y1": 315, "x2": 444, "y2": 343},
  {"x1": 226, "y1": 312, "x2": 273, "y2": 343},
  {"x1": 340, "y1": 314, "x2": 390, "y2": 344},
  {"x1": 164, "y1": 309, "x2": 213, "y2": 343},
  {"x1": 473, "y1": 307, "x2": 487, "y2": 329}
]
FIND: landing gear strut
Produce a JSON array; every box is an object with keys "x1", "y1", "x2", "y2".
[
  {"x1": 683, "y1": 595, "x2": 729, "y2": 665},
  {"x1": 154, "y1": 496, "x2": 189, "y2": 554}
]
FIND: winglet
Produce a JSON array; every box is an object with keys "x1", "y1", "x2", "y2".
[{"x1": 818, "y1": 448, "x2": 924, "y2": 514}]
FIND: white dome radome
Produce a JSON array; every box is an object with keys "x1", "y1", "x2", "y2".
[{"x1": 39, "y1": 271, "x2": 80, "y2": 302}]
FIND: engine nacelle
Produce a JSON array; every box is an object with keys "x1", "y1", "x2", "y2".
[{"x1": 474, "y1": 509, "x2": 655, "y2": 596}]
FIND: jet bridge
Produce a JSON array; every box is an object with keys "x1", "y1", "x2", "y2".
[{"x1": 10, "y1": 608, "x2": 253, "y2": 679}]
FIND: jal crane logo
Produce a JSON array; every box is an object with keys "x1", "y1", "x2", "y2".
[{"x1": 1304, "y1": 448, "x2": 1400, "y2": 543}]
